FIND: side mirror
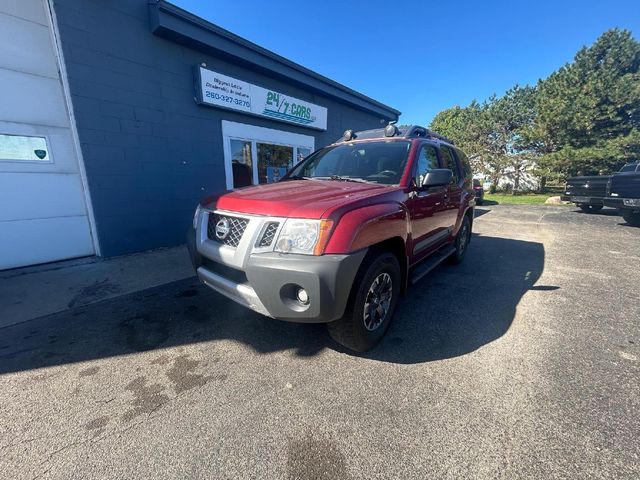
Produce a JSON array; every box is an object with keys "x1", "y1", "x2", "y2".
[{"x1": 419, "y1": 169, "x2": 453, "y2": 189}]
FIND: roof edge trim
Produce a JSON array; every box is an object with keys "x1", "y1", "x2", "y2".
[{"x1": 148, "y1": 0, "x2": 401, "y2": 121}]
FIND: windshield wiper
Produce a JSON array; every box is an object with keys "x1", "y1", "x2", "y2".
[
  {"x1": 283, "y1": 175, "x2": 311, "y2": 181},
  {"x1": 320, "y1": 175, "x2": 372, "y2": 183}
]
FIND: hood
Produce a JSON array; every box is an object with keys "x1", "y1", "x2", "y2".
[{"x1": 209, "y1": 180, "x2": 392, "y2": 218}]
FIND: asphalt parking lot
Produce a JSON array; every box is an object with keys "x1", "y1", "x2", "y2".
[{"x1": 1, "y1": 205, "x2": 639, "y2": 479}]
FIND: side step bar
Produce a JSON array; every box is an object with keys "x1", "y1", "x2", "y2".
[{"x1": 409, "y1": 246, "x2": 456, "y2": 285}]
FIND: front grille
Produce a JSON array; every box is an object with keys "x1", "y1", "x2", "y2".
[
  {"x1": 207, "y1": 213, "x2": 248, "y2": 247},
  {"x1": 257, "y1": 222, "x2": 279, "y2": 247}
]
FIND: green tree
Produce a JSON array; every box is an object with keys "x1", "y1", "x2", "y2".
[
  {"x1": 430, "y1": 86, "x2": 538, "y2": 190},
  {"x1": 429, "y1": 28, "x2": 640, "y2": 185},
  {"x1": 534, "y1": 29, "x2": 640, "y2": 177}
]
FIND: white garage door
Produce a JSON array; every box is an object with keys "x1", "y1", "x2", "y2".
[{"x1": 0, "y1": 1, "x2": 96, "y2": 270}]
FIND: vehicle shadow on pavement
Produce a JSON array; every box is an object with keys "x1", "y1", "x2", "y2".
[
  {"x1": 0, "y1": 235, "x2": 545, "y2": 373},
  {"x1": 364, "y1": 234, "x2": 546, "y2": 363},
  {"x1": 474, "y1": 208, "x2": 491, "y2": 218}
]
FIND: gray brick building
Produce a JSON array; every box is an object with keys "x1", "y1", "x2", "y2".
[{"x1": 0, "y1": 0, "x2": 399, "y2": 268}]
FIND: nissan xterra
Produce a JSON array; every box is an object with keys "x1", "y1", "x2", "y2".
[{"x1": 188, "y1": 124, "x2": 476, "y2": 351}]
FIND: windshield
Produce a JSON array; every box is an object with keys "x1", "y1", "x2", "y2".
[{"x1": 287, "y1": 141, "x2": 411, "y2": 185}]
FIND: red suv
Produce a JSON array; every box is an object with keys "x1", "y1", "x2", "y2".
[{"x1": 188, "y1": 124, "x2": 476, "y2": 351}]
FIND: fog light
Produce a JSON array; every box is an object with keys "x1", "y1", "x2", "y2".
[{"x1": 296, "y1": 288, "x2": 309, "y2": 305}]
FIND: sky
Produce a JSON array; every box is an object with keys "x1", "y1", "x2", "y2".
[{"x1": 173, "y1": 0, "x2": 640, "y2": 126}]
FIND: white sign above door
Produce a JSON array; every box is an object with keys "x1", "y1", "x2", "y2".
[{"x1": 195, "y1": 66, "x2": 328, "y2": 131}]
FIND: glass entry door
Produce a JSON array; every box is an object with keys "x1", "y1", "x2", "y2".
[
  {"x1": 222, "y1": 121, "x2": 315, "y2": 190},
  {"x1": 230, "y1": 139, "x2": 253, "y2": 188},
  {"x1": 257, "y1": 143, "x2": 293, "y2": 184}
]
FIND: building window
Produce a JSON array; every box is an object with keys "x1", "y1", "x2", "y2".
[
  {"x1": 222, "y1": 121, "x2": 314, "y2": 190},
  {"x1": 0, "y1": 134, "x2": 51, "y2": 162},
  {"x1": 230, "y1": 139, "x2": 253, "y2": 188},
  {"x1": 257, "y1": 143, "x2": 293, "y2": 184}
]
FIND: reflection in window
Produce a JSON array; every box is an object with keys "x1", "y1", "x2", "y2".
[
  {"x1": 230, "y1": 139, "x2": 253, "y2": 188},
  {"x1": 297, "y1": 147, "x2": 311, "y2": 163},
  {"x1": 0, "y1": 134, "x2": 49, "y2": 162},
  {"x1": 439, "y1": 146, "x2": 459, "y2": 184},
  {"x1": 416, "y1": 145, "x2": 439, "y2": 187},
  {"x1": 257, "y1": 143, "x2": 293, "y2": 184}
]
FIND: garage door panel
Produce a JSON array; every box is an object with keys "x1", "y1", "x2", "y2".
[
  {"x1": 0, "y1": 173, "x2": 87, "y2": 222},
  {"x1": 0, "y1": 122, "x2": 79, "y2": 174},
  {"x1": 0, "y1": 216, "x2": 94, "y2": 270},
  {"x1": 0, "y1": 0, "x2": 47, "y2": 26},
  {"x1": 0, "y1": 12, "x2": 58, "y2": 78},
  {"x1": 0, "y1": 69, "x2": 69, "y2": 128}
]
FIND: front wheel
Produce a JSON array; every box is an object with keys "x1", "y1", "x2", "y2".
[
  {"x1": 579, "y1": 204, "x2": 603, "y2": 213},
  {"x1": 622, "y1": 210, "x2": 640, "y2": 227},
  {"x1": 327, "y1": 251, "x2": 401, "y2": 352},
  {"x1": 448, "y1": 215, "x2": 472, "y2": 265}
]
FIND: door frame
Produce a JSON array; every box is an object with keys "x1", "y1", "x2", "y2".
[
  {"x1": 46, "y1": 0, "x2": 101, "y2": 256},
  {"x1": 221, "y1": 120, "x2": 314, "y2": 190}
]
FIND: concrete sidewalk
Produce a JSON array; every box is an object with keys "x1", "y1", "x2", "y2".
[{"x1": 0, "y1": 246, "x2": 195, "y2": 329}]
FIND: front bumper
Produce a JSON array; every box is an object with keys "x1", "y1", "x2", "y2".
[{"x1": 187, "y1": 225, "x2": 366, "y2": 323}]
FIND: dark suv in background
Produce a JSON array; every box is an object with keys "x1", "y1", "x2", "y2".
[
  {"x1": 604, "y1": 162, "x2": 640, "y2": 226},
  {"x1": 562, "y1": 163, "x2": 640, "y2": 213},
  {"x1": 472, "y1": 179, "x2": 484, "y2": 205}
]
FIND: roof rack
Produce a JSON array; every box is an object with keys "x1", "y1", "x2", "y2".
[
  {"x1": 337, "y1": 124, "x2": 455, "y2": 144},
  {"x1": 400, "y1": 125, "x2": 454, "y2": 144}
]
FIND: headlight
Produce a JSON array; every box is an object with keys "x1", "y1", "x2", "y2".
[
  {"x1": 274, "y1": 219, "x2": 333, "y2": 255},
  {"x1": 623, "y1": 198, "x2": 640, "y2": 207},
  {"x1": 193, "y1": 204, "x2": 203, "y2": 230}
]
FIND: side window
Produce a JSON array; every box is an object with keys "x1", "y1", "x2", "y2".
[
  {"x1": 456, "y1": 148, "x2": 472, "y2": 180},
  {"x1": 439, "y1": 146, "x2": 459, "y2": 184},
  {"x1": 415, "y1": 144, "x2": 439, "y2": 187}
]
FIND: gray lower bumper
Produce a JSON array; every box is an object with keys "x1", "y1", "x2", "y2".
[
  {"x1": 196, "y1": 266, "x2": 271, "y2": 317},
  {"x1": 190, "y1": 232, "x2": 367, "y2": 323},
  {"x1": 245, "y1": 251, "x2": 367, "y2": 323}
]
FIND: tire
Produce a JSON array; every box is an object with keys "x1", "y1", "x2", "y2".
[
  {"x1": 448, "y1": 215, "x2": 472, "y2": 265},
  {"x1": 579, "y1": 204, "x2": 603, "y2": 213},
  {"x1": 327, "y1": 251, "x2": 401, "y2": 352},
  {"x1": 622, "y1": 210, "x2": 640, "y2": 227}
]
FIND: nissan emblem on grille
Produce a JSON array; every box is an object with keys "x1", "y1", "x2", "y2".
[
  {"x1": 215, "y1": 218, "x2": 230, "y2": 240},
  {"x1": 207, "y1": 214, "x2": 248, "y2": 247}
]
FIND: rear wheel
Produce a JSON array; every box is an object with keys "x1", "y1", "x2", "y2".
[
  {"x1": 448, "y1": 215, "x2": 472, "y2": 265},
  {"x1": 622, "y1": 210, "x2": 640, "y2": 227},
  {"x1": 579, "y1": 204, "x2": 603, "y2": 213},
  {"x1": 327, "y1": 251, "x2": 401, "y2": 352}
]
